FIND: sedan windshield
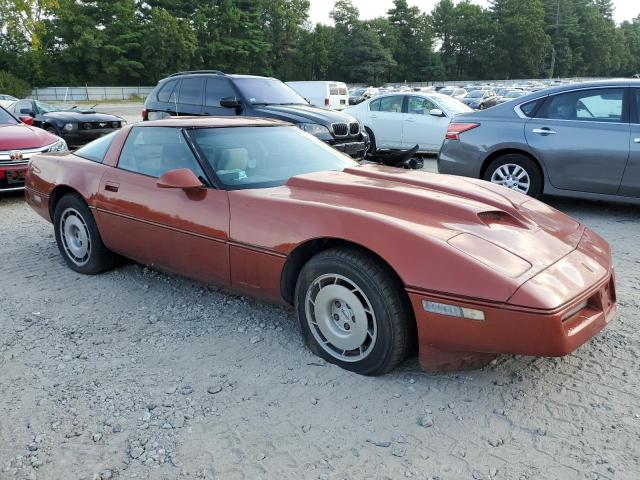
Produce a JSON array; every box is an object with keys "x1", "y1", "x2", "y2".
[
  {"x1": 35, "y1": 101, "x2": 64, "y2": 113},
  {"x1": 187, "y1": 126, "x2": 358, "y2": 189},
  {"x1": 0, "y1": 107, "x2": 18, "y2": 125},
  {"x1": 468, "y1": 91, "x2": 485, "y2": 98},
  {"x1": 505, "y1": 91, "x2": 525, "y2": 98},
  {"x1": 233, "y1": 77, "x2": 308, "y2": 106}
]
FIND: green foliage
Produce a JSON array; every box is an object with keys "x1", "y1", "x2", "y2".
[
  {"x1": 0, "y1": 0, "x2": 638, "y2": 87},
  {"x1": 0, "y1": 70, "x2": 31, "y2": 97}
]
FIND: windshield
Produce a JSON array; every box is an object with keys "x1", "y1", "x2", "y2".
[
  {"x1": 505, "y1": 91, "x2": 525, "y2": 98},
  {"x1": 234, "y1": 77, "x2": 308, "y2": 105},
  {"x1": 435, "y1": 96, "x2": 473, "y2": 114},
  {"x1": 350, "y1": 88, "x2": 366, "y2": 96},
  {"x1": 35, "y1": 101, "x2": 64, "y2": 113},
  {"x1": 188, "y1": 126, "x2": 357, "y2": 189},
  {"x1": 0, "y1": 107, "x2": 18, "y2": 125},
  {"x1": 468, "y1": 91, "x2": 485, "y2": 98}
]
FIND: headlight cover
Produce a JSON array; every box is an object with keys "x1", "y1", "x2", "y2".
[
  {"x1": 298, "y1": 123, "x2": 332, "y2": 139},
  {"x1": 63, "y1": 123, "x2": 76, "y2": 131},
  {"x1": 47, "y1": 138, "x2": 68, "y2": 152}
]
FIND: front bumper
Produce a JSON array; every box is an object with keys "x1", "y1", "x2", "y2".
[
  {"x1": 410, "y1": 230, "x2": 616, "y2": 372},
  {"x1": 0, "y1": 163, "x2": 28, "y2": 191},
  {"x1": 330, "y1": 141, "x2": 366, "y2": 158}
]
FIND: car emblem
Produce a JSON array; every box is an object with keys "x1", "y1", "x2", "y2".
[
  {"x1": 9, "y1": 150, "x2": 23, "y2": 161},
  {"x1": 99, "y1": 123, "x2": 107, "y2": 128}
]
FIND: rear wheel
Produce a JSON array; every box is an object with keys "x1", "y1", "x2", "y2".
[
  {"x1": 364, "y1": 127, "x2": 376, "y2": 158},
  {"x1": 53, "y1": 193, "x2": 119, "y2": 274},
  {"x1": 295, "y1": 247, "x2": 411, "y2": 376},
  {"x1": 483, "y1": 153, "x2": 543, "y2": 198}
]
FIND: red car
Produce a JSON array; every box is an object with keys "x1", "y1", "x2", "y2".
[
  {"x1": 24, "y1": 117, "x2": 616, "y2": 375},
  {"x1": 0, "y1": 107, "x2": 67, "y2": 192}
]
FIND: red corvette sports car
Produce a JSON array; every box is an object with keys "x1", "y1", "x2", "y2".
[
  {"x1": 1, "y1": 107, "x2": 67, "y2": 192},
  {"x1": 24, "y1": 117, "x2": 616, "y2": 375}
]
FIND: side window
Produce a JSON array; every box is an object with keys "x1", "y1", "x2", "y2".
[
  {"x1": 635, "y1": 90, "x2": 640, "y2": 124},
  {"x1": 74, "y1": 132, "x2": 117, "y2": 163},
  {"x1": 177, "y1": 77, "x2": 205, "y2": 106},
  {"x1": 156, "y1": 79, "x2": 178, "y2": 102},
  {"x1": 407, "y1": 96, "x2": 436, "y2": 115},
  {"x1": 543, "y1": 88, "x2": 624, "y2": 122},
  {"x1": 329, "y1": 84, "x2": 339, "y2": 95},
  {"x1": 205, "y1": 78, "x2": 236, "y2": 107},
  {"x1": 117, "y1": 127, "x2": 206, "y2": 180},
  {"x1": 16, "y1": 100, "x2": 32, "y2": 113},
  {"x1": 520, "y1": 98, "x2": 543, "y2": 117},
  {"x1": 338, "y1": 85, "x2": 348, "y2": 95},
  {"x1": 370, "y1": 95, "x2": 403, "y2": 113}
]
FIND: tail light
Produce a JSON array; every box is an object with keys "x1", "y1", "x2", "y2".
[
  {"x1": 324, "y1": 98, "x2": 330, "y2": 107},
  {"x1": 446, "y1": 123, "x2": 480, "y2": 140},
  {"x1": 141, "y1": 108, "x2": 148, "y2": 121}
]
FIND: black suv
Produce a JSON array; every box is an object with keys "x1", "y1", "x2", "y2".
[{"x1": 143, "y1": 71, "x2": 368, "y2": 157}]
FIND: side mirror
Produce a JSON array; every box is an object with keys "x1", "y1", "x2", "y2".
[
  {"x1": 20, "y1": 108, "x2": 35, "y2": 117},
  {"x1": 429, "y1": 109, "x2": 445, "y2": 117},
  {"x1": 19, "y1": 115, "x2": 34, "y2": 125},
  {"x1": 157, "y1": 168, "x2": 204, "y2": 190},
  {"x1": 220, "y1": 97, "x2": 242, "y2": 109}
]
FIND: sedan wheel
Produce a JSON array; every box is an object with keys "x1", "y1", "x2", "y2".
[
  {"x1": 304, "y1": 273, "x2": 377, "y2": 362},
  {"x1": 296, "y1": 247, "x2": 412, "y2": 376},
  {"x1": 490, "y1": 163, "x2": 531, "y2": 194},
  {"x1": 483, "y1": 153, "x2": 543, "y2": 198}
]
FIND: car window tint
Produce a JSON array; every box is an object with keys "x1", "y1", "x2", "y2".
[
  {"x1": 544, "y1": 88, "x2": 624, "y2": 122},
  {"x1": 156, "y1": 79, "x2": 178, "y2": 102},
  {"x1": 407, "y1": 96, "x2": 436, "y2": 115},
  {"x1": 370, "y1": 95, "x2": 403, "y2": 113},
  {"x1": 74, "y1": 132, "x2": 117, "y2": 163},
  {"x1": 118, "y1": 127, "x2": 206, "y2": 179},
  {"x1": 520, "y1": 99, "x2": 543, "y2": 117},
  {"x1": 205, "y1": 78, "x2": 236, "y2": 107},
  {"x1": 177, "y1": 78, "x2": 204, "y2": 106}
]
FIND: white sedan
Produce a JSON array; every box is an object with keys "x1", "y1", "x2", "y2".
[{"x1": 345, "y1": 92, "x2": 472, "y2": 154}]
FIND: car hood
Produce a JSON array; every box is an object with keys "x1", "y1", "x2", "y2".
[
  {"x1": 283, "y1": 165, "x2": 588, "y2": 289},
  {"x1": 252, "y1": 104, "x2": 358, "y2": 127},
  {"x1": 0, "y1": 124, "x2": 60, "y2": 150},
  {"x1": 43, "y1": 111, "x2": 122, "y2": 123}
]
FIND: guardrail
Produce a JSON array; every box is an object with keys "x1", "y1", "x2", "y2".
[{"x1": 31, "y1": 86, "x2": 154, "y2": 101}]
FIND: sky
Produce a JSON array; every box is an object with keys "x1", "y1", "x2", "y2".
[{"x1": 309, "y1": 0, "x2": 640, "y2": 25}]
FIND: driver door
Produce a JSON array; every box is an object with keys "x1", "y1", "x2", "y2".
[
  {"x1": 94, "y1": 126, "x2": 231, "y2": 285},
  {"x1": 402, "y1": 96, "x2": 448, "y2": 151},
  {"x1": 525, "y1": 87, "x2": 630, "y2": 194}
]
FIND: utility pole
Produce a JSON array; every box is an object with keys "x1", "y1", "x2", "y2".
[{"x1": 549, "y1": 0, "x2": 560, "y2": 78}]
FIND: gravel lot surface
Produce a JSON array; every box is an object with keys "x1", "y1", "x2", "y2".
[{"x1": 1, "y1": 111, "x2": 639, "y2": 479}]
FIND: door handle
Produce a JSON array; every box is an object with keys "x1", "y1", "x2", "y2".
[
  {"x1": 532, "y1": 128, "x2": 557, "y2": 135},
  {"x1": 104, "y1": 182, "x2": 119, "y2": 193},
  {"x1": 634, "y1": 138, "x2": 640, "y2": 143}
]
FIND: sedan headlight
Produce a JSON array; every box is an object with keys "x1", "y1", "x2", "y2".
[
  {"x1": 47, "y1": 139, "x2": 68, "y2": 152},
  {"x1": 63, "y1": 123, "x2": 76, "y2": 131},
  {"x1": 298, "y1": 123, "x2": 331, "y2": 139}
]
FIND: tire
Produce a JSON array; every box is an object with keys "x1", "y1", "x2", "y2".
[
  {"x1": 483, "y1": 153, "x2": 543, "y2": 198},
  {"x1": 295, "y1": 247, "x2": 412, "y2": 376},
  {"x1": 364, "y1": 127, "x2": 376, "y2": 158},
  {"x1": 53, "y1": 193, "x2": 118, "y2": 274},
  {"x1": 479, "y1": 103, "x2": 485, "y2": 110}
]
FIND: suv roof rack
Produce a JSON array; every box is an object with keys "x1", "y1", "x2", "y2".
[{"x1": 168, "y1": 70, "x2": 226, "y2": 77}]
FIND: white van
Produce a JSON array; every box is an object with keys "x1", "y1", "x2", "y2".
[{"x1": 286, "y1": 81, "x2": 349, "y2": 110}]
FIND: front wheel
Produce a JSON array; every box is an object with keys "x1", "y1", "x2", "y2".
[
  {"x1": 295, "y1": 247, "x2": 412, "y2": 376},
  {"x1": 483, "y1": 153, "x2": 543, "y2": 198},
  {"x1": 53, "y1": 193, "x2": 119, "y2": 274}
]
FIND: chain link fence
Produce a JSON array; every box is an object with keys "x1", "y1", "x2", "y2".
[{"x1": 31, "y1": 86, "x2": 154, "y2": 102}]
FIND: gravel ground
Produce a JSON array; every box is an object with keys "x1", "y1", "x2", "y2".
[{"x1": 1, "y1": 113, "x2": 639, "y2": 479}]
